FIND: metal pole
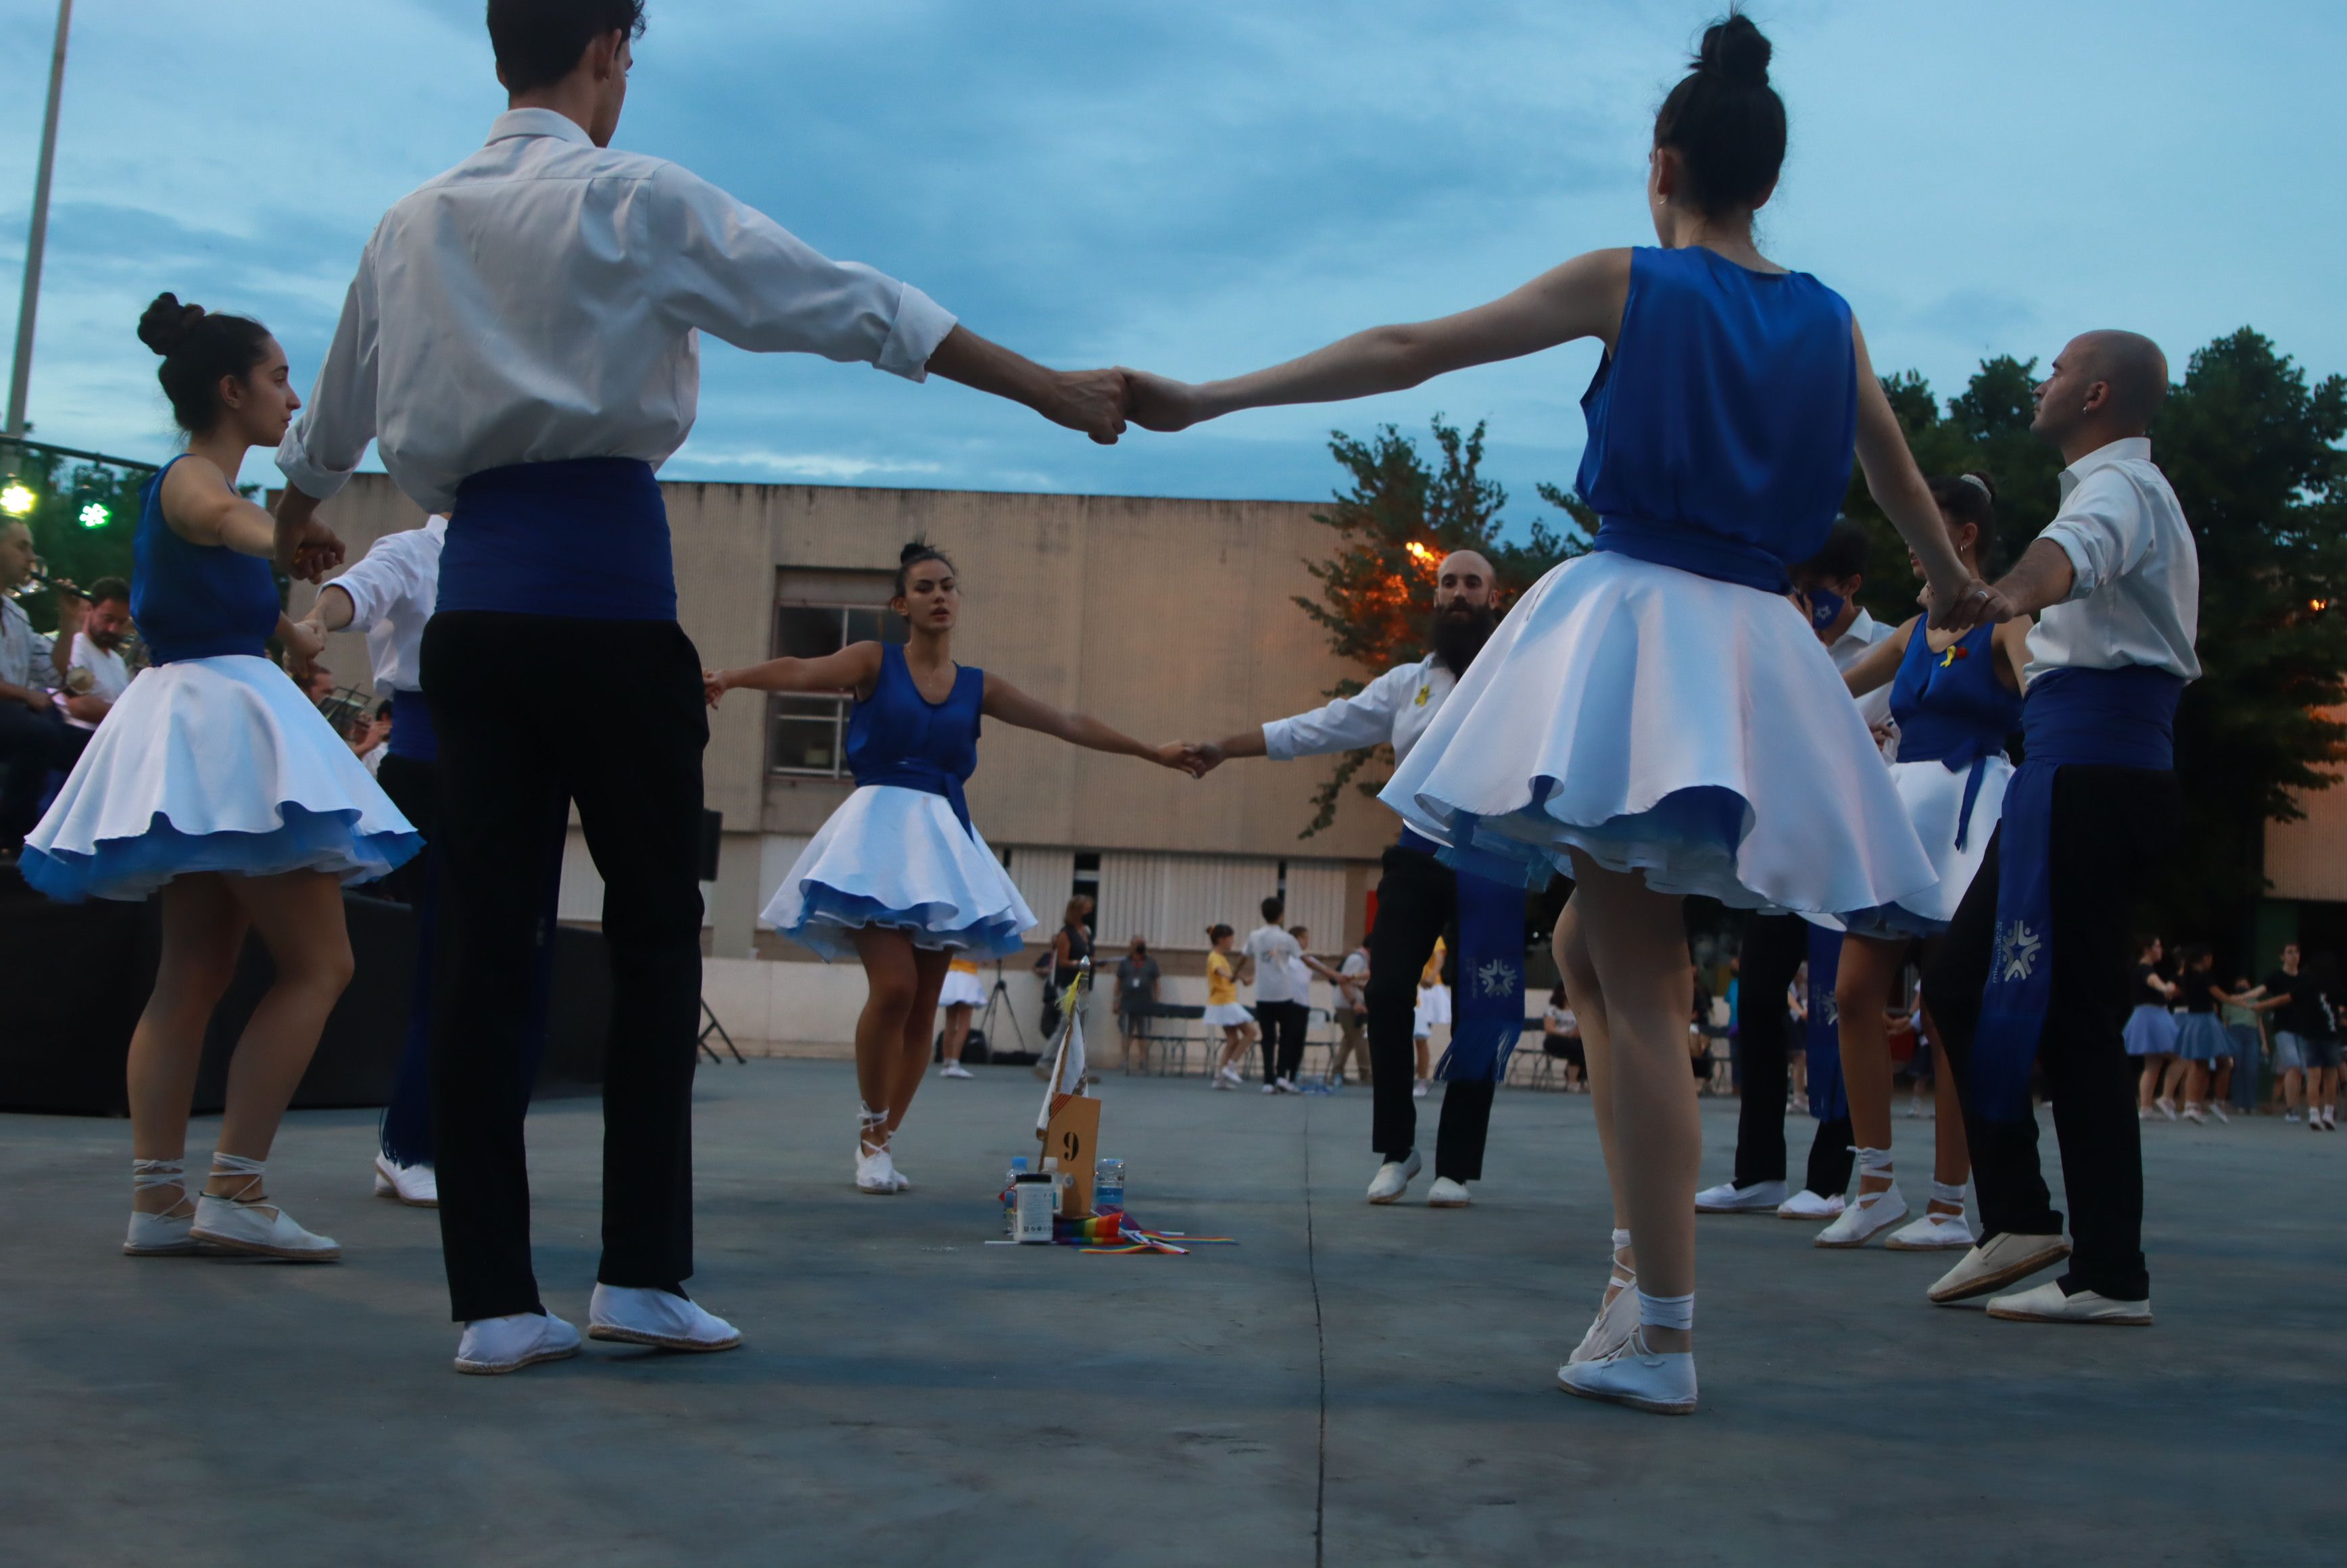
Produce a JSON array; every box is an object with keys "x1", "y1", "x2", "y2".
[{"x1": 7, "y1": 0, "x2": 74, "y2": 439}]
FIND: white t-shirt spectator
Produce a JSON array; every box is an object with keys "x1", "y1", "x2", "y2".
[
  {"x1": 60, "y1": 632, "x2": 130, "y2": 731},
  {"x1": 1285, "y1": 952, "x2": 1314, "y2": 1008},
  {"x1": 1338, "y1": 950, "x2": 1370, "y2": 1014},
  {"x1": 1245, "y1": 924, "x2": 1304, "y2": 1004}
]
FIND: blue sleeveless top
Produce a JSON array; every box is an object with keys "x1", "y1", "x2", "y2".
[
  {"x1": 846, "y1": 642, "x2": 984, "y2": 834},
  {"x1": 1889, "y1": 622, "x2": 2021, "y2": 770},
  {"x1": 1577, "y1": 247, "x2": 1858, "y2": 592},
  {"x1": 130, "y1": 456, "x2": 282, "y2": 665}
]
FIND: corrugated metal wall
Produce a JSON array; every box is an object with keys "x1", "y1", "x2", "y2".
[
  {"x1": 1004, "y1": 845, "x2": 1076, "y2": 937},
  {"x1": 1097, "y1": 851, "x2": 1349, "y2": 952}
]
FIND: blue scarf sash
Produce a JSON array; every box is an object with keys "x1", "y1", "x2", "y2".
[
  {"x1": 1400, "y1": 829, "x2": 1525, "y2": 1083},
  {"x1": 856, "y1": 758, "x2": 974, "y2": 837},
  {"x1": 1805, "y1": 924, "x2": 1849, "y2": 1123},
  {"x1": 385, "y1": 689, "x2": 436, "y2": 763},
  {"x1": 438, "y1": 458, "x2": 675, "y2": 622},
  {"x1": 1970, "y1": 666, "x2": 2185, "y2": 1119}
]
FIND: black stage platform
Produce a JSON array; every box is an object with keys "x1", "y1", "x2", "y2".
[{"x1": 0, "y1": 866, "x2": 606, "y2": 1115}]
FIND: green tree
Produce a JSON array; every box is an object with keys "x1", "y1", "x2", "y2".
[
  {"x1": 0, "y1": 443, "x2": 145, "y2": 634},
  {"x1": 1290, "y1": 416, "x2": 1587, "y2": 835}
]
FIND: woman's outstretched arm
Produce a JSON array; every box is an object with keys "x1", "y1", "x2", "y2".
[
  {"x1": 981, "y1": 672, "x2": 1200, "y2": 773},
  {"x1": 1841, "y1": 615, "x2": 1917, "y2": 697},
  {"x1": 705, "y1": 641, "x2": 884, "y2": 707},
  {"x1": 1121, "y1": 249, "x2": 1633, "y2": 432}
]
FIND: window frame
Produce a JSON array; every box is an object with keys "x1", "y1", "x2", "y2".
[{"x1": 765, "y1": 599, "x2": 905, "y2": 779}]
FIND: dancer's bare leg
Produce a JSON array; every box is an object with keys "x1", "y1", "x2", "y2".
[
  {"x1": 208, "y1": 869, "x2": 355, "y2": 1197},
  {"x1": 1918, "y1": 1005, "x2": 1973, "y2": 1196},
  {"x1": 941, "y1": 1002, "x2": 973, "y2": 1063},
  {"x1": 883, "y1": 948, "x2": 952, "y2": 1135},
  {"x1": 849, "y1": 927, "x2": 920, "y2": 1129},
  {"x1": 1566, "y1": 852, "x2": 1697, "y2": 1353},
  {"x1": 2138, "y1": 1054, "x2": 2167, "y2": 1111},
  {"x1": 127, "y1": 875, "x2": 247, "y2": 1212},
  {"x1": 1555, "y1": 906, "x2": 1627, "y2": 1234},
  {"x1": 1835, "y1": 935, "x2": 1903, "y2": 1198}
]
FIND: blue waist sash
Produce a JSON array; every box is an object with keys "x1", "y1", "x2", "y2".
[
  {"x1": 385, "y1": 687, "x2": 436, "y2": 764},
  {"x1": 1806, "y1": 923, "x2": 1849, "y2": 1123},
  {"x1": 437, "y1": 458, "x2": 674, "y2": 621},
  {"x1": 1971, "y1": 666, "x2": 2186, "y2": 1119},
  {"x1": 858, "y1": 760, "x2": 973, "y2": 838},
  {"x1": 1592, "y1": 515, "x2": 1789, "y2": 594},
  {"x1": 1398, "y1": 829, "x2": 1525, "y2": 1084},
  {"x1": 1895, "y1": 713, "x2": 2008, "y2": 852}
]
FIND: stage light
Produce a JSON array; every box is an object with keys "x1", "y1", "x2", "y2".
[
  {"x1": 0, "y1": 483, "x2": 34, "y2": 518},
  {"x1": 77, "y1": 501, "x2": 108, "y2": 529}
]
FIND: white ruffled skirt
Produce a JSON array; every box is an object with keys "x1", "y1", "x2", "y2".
[
  {"x1": 1379, "y1": 552, "x2": 1938, "y2": 916},
  {"x1": 1202, "y1": 1002, "x2": 1254, "y2": 1029},
  {"x1": 762, "y1": 783, "x2": 1036, "y2": 962},
  {"x1": 938, "y1": 968, "x2": 988, "y2": 1008},
  {"x1": 1824, "y1": 754, "x2": 2013, "y2": 940},
  {"x1": 22, "y1": 654, "x2": 421, "y2": 904}
]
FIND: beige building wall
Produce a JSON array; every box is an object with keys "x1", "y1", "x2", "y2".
[
  {"x1": 291, "y1": 474, "x2": 1398, "y2": 970},
  {"x1": 2265, "y1": 708, "x2": 2347, "y2": 902}
]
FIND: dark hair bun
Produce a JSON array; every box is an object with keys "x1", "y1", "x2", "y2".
[
  {"x1": 1697, "y1": 12, "x2": 1772, "y2": 86},
  {"x1": 137, "y1": 291, "x2": 205, "y2": 358}
]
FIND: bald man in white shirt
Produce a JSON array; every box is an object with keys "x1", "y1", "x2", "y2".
[
  {"x1": 1921, "y1": 331, "x2": 2200, "y2": 1327},
  {"x1": 274, "y1": 1, "x2": 1128, "y2": 1375}
]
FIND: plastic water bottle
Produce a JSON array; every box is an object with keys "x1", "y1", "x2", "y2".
[{"x1": 1093, "y1": 1158, "x2": 1125, "y2": 1217}]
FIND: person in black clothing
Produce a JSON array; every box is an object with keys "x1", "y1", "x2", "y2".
[
  {"x1": 2168, "y1": 946, "x2": 2245, "y2": 1125},
  {"x1": 1040, "y1": 896, "x2": 1095, "y2": 1043},
  {"x1": 2243, "y1": 943, "x2": 2333, "y2": 1128},
  {"x1": 1695, "y1": 914, "x2": 1859, "y2": 1217}
]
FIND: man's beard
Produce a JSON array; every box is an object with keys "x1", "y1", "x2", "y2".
[
  {"x1": 1429, "y1": 602, "x2": 1498, "y2": 675},
  {"x1": 89, "y1": 629, "x2": 123, "y2": 652}
]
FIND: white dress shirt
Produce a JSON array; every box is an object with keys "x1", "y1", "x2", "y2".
[
  {"x1": 1827, "y1": 608, "x2": 1897, "y2": 731},
  {"x1": 327, "y1": 518, "x2": 446, "y2": 693},
  {"x1": 2027, "y1": 437, "x2": 2202, "y2": 683},
  {"x1": 59, "y1": 633, "x2": 130, "y2": 731},
  {"x1": 278, "y1": 109, "x2": 959, "y2": 513},
  {"x1": 0, "y1": 597, "x2": 51, "y2": 693},
  {"x1": 1263, "y1": 654, "x2": 1456, "y2": 769},
  {"x1": 1244, "y1": 925, "x2": 1305, "y2": 1004}
]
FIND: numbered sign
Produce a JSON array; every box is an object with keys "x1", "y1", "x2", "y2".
[{"x1": 1040, "y1": 1092, "x2": 1102, "y2": 1216}]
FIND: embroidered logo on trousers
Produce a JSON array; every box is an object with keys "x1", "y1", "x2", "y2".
[
  {"x1": 1476, "y1": 960, "x2": 1516, "y2": 998},
  {"x1": 1993, "y1": 920, "x2": 2043, "y2": 984}
]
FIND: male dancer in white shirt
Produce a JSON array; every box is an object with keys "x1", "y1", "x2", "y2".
[
  {"x1": 274, "y1": 1, "x2": 1128, "y2": 1375},
  {"x1": 1190, "y1": 552, "x2": 1511, "y2": 1206},
  {"x1": 1920, "y1": 331, "x2": 2199, "y2": 1325}
]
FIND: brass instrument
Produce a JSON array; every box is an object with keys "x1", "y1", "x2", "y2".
[{"x1": 2, "y1": 558, "x2": 82, "y2": 602}]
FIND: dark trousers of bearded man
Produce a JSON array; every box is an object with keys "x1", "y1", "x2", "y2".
[
  {"x1": 1925, "y1": 764, "x2": 2179, "y2": 1301},
  {"x1": 1732, "y1": 911, "x2": 1857, "y2": 1197},
  {"x1": 421, "y1": 611, "x2": 708, "y2": 1323},
  {"x1": 1364, "y1": 843, "x2": 1496, "y2": 1181}
]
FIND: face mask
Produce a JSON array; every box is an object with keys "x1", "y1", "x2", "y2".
[{"x1": 1806, "y1": 587, "x2": 1846, "y2": 633}]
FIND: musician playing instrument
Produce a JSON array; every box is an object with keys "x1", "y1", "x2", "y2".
[{"x1": 0, "y1": 519, "x2": 81, "y2": 854}]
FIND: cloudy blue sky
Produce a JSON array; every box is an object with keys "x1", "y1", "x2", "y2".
[{"x1": 1, "y1": 0, "x2": 2340, "y2": 535}]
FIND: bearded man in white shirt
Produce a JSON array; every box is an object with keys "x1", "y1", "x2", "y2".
[
  {"x1": 1190, "y1": 551, "x2": 1516, "y2": 1208},
  {"x1": 1920, "y1": 331, "x2": 2200, "y2": 1327},
  {"x1": 272, "y1": 0, "x2": 1128, "y2": 1376}
]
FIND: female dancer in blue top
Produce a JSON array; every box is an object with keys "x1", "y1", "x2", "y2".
[
  {"x1": 24, "y1": 293, "x2": 418, "y2": 1260},
  {"x1": 1816, "y1": 473, "x2": 2034, "y2": 1252},
  {"x1": 706, "y1": 542, "x2": 1195, "y2": 1192},
  {"x1": 1129, "y1": 14, "x2": 2002, "y2": 1412}
]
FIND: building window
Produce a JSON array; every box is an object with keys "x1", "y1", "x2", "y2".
[{"x1": 767, "y1": 603, "x2": 907, "y2": 777}]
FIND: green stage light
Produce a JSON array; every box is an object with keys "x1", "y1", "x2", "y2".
[
  {"x1": 0, "y1": 483, "x2": 34, "y2": 518},
  {"x1": 78, "y1": 501, "x2": 109, "y2": 529}
]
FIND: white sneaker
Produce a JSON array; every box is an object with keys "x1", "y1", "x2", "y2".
[
  {"x1": 1814, "y1": 1184, "x2": 1908, "y2": 1248},
  {"x1": 2285, "y1": 1110, "x2": 2302, "y2": 1123},
  {"x1": 373, "y1": 1154, "x2": 439, "y2": 1208},
  {"x1": 1557, "y1": 1329, "x2": 1697, "y2": 1415},
  {"x1": 1278, "y1": 1076, "x2": 1300, "y2": 1094},
  {"x1": 940, "y1": 1062, "x2": 973, "y2": 1080},
  {"x1": 1885, "y1": 1208, "x2": 1977, "y2": 1252},
  {"x1": 2207, "y1": 1102, "x2": 2229, "y2": 1125},
  {"x1": 452, "y1": 1310, "x2": 582, "y2": 1375},
  {"x1": 1365, "y1": 1149, "x2": 1422, "y2": 1204},
  {"x1": 587, "y1": 1283, "x2": 743, "y2": 1352},
  {"x1": 855, "y1": 1142, "x2": 902, "y2": 1194},
  {"x1": 190, "y1": 1192, "x2": 340, "y2": 1261},
  {"x1": 1411, "y1": 1080, "x2": 1429, "y2": 1098},
  {"x1": 1776, "y1": 1189, "x2": 1845, "y2": 1221},
  {"x1": 1261, "y1": 1081, "x2": 1283, "y2": 1094},
  {"x1": 1927, "y1": 1231, "x2": 2071, "y2": 1304},
  {"x1": 2154, "y1": 1096, "x2": 2179, "y2": 1121},
  {"x1": 1218, "y1": 1065, "x2": 1244, "y2": 1088},
  {"x1": 1210, "y1": 1074, "x2": 1234, "y2": 1091},
  {"x1": 2181, "y1": 1102, "x2": 2204, "y2": 1125},
  {"x1": 1695, "y1": 1179, "x2": 1787, "y2": 1214},
  {"x1": 1985, "y1": 1279, "x2": 2152, "y2": 1326},
  {"x1": 1426, "y1": 1177, "x2": 1472, "y2": 1208}
]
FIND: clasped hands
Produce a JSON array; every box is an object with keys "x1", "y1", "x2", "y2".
[{"x1": 1030, "y1": 368, "x2": 1213, "y2": 445}]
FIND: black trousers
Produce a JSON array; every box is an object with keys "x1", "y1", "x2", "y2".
[
  {"x1": 1255, "y1": 1000, "x2": 1309, "y2": 1084},
  {"x1": 420, "y1": 612, "x2": 708, "y2": 1323},
  {"x1": 1732, "y1": 912, "x2": 1855, "y2": 1197},
  {"x1": 1924, "y1": 765, "x2": 2177, "y2": 1302},
  {"x1": 1365, "y1": 843, "x2": 1497, "y2": 1181},
  {"x1": 0, "y1": 701, "x2": 76, "y2": 847}
]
